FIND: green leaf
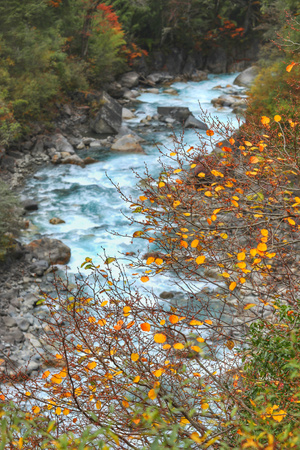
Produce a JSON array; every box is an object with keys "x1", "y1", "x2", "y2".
[{"x1": 105, "y1": 257, "x2": 116, "y2": 265}]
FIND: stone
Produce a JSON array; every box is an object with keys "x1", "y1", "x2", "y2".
[
  {"x1": 145, "y1": 88, "x2": 159, "y2": 94},
  {"x1": 5, "y1": 316, "x2": 17, "y2": 328},
  {"x1": 30, "y1": 259, "x2": 50, "y2": 276},
  {"x1": 184, "y1": 115, "x2": 208, "y2": 130},
  {"x1": 119, "y1": 71, "x2": 139, "y2": 89},
  {"x1": 52, "y1": 134, "x2": 75, "y2": 154},
  {"x1": 26, "y1": 237, "x2": 71, "y2": 265},
  {"x1": 233, "y1": 66, "x2": 259, "y2": 88},
  {"x1": 157, "y1": 106, "x2": 191, "y2": 121},
  {"x1": 115, "y1": 126, "x2": 144, "y2": 142},
  {"x1": 111, "y1": 135, "x2": 144, "y2": 153},
  {"x1": 89, "y1": 140, "x2": 102, "y2": 148},
  {"x1": 51, "y1": 154, "x2": 62, "y2": 164},
  {"x1": 26, "y1": 360, "x2": 40, "y2": 375},
  {"x1": 83, "y1": 157, "x2": 98, "y2": 165},
  {"x1": 190, "y1": 70, "x2": 208, "y2": 82},
  {"x1": 106, "y1": 81, "x2": 126, "y2": 99},
  {"x1": 90, "y1": 91, "x2": 122, "y2": 135},
  {"x1": 159, "y1": 291, "x2": 175, "y2": 299},
  {"x1": 122, "y1": 108, "x2": 136, "y2": 120},
  {"x1": 61, "y1": 154, "x2": 85, "y2": 167},
  {"x1": 6, "y1": 329, "x2": 24, "y2": 344},
  {"x1": 18, "y1": 319, "x2": 30, "y2": 332},
  {"x1": 76, "y1": 141, "x2": 86, "y2": 150},
  {"x1": 49, "y1": 217, "x2": 65, "y2": 225}
]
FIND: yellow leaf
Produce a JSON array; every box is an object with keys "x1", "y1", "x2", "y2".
[
  {"x1": 197, "y1": 337, "x2": 205, "y2": 342},
  {"x1": 190, "y1": 432, "x2": 202, "y2": 443},
  {"x1": 190, "y1": 320, "x2": 203, "y2": 326},
  {"x1": 205, "y1": 319, "x2": 213, "y2": 325},
  {"x1": 51, "y1": 375, "x2": 62, "y2": 384},
  {"x1": 158, "y1": 181, "x2": 165, "y2": 188},
  {"x1": 198, "y1": 172, "x2": 206, "y2": 177},
  {"x1": 25, "y1": 392, "x2": 31, "y2": 397},
  {"x1": 204, "y1": 191, "x2": 212, "y2": 197},
  {"x1": 211, "y1": 169, "x2": 224, "y2": 178},
  {"x1": 173, "y1": 343, "x2": 184, "y2": 350},
  {"x1": 122, "y1": 400, "x2": 129, "y2": 408},
  {"x1": 32, "y1": 406, "x2": 40, "y2": 414},
  {"x1": 131, "y1": 353, "x2": 139, "y2": 362},
  {"x1": 274, "y1": 115, "x2": 281, "y2": 122},
  {"x1": 163, "y1": 344, "x2": 171, "y2": 349},
  {"x1": 101, "y1": 300, "x2": 108, "y2": 306},
  {"x1": 154, "y1": 334, "x2": 166, "y2": 344},
  {"x1": 237, "y1": 252, "x2": 246, "y2": 261},
  {"x1": 170, "y1": 152, "x2": 176, "y2": 156},
  {"x1": 173, "y1": 200, "x2": 181, "y2": 207},
  {"x1": 96, "y1": 401, "x2": 102, "y2": 410},
  {"x1": 55, "y1": 407, "x2": 61, "y2": 416},
  {"x1": 240, "y1": 277, "x2": 246, "y2": 283},
  {"x1": 261, "y1": 116, "x2": 270, "y2": 125},
  {"x1": 250, "y1": 248, "x2": 257, "y2": 257},
  {"x1": 231, "y1": 200, "x2": 239, "y2": 207},
  {"x1": 63, "y1": 408, "x2": 70, "y2": 415},
  {"x1": 201, "y1": 403, "x2": 209, "y2": 410},
  {"x1": 18, "y1": 438, "x2": 23, "y2": 449},
  {"x1": 226, "y1": 340, "x2": 235, "y2": 350},
  {"x1": 272, "y1": 410, "x2": 287, "y2": 422},
  {"x1": 229, "y1": 282, "x2": 237, "y2": 291},
  {"x1": 244, "y1": 303, "x2": 256, "y2": 310},
  {"x1": 244, "y1": 141, "x2": 252, "y2": 146},
  {"x1": 196, "y1": 255, "x2": 205, "y2": 265},
  {"x1": 155, "y1": 258, "x2": 163, "y2": 265},
  {"x1": 98, "y1": 319, "x2": 106, "y2": 326},
  {"x1": 220, "y1": 233, "x2": 228, "y2": 239},
  {"x1": 160, "y1": 319, "x2": 166, "y2": 325},
  {"x1": 287, "y1": 218, "x2": 296, "y2": 225},
  {"x1": 148, "y1": 389, "x2": 157, "y2": 400},
  {"x1": 173, "y1": 168, "x2": 182, "y2": 174},
  {"x1": 133, "y1": 376, "x2": 140, "y2": 383},
  {"x1": 191, "y1": 345, "x2": 202, "y2": 353},
  {"x1": 139, "y1": 196, "x2": 148, "y2": 201},
  {"x1": 191, "y1": 239, "x2": 199, "y2": 248},
  {"x1": 42, "y1": 370, "x2": 50, "y2": 379},
  {"x1": 257, "y1": 243, "x2": 267, "y2": 252},
  {"x1": 123, "y1": 306, "x2": 131, "y2": 314},
  {"x1": 146, "y1": 257, "x2": 155, "y2": 265},
  {"x1": 261, "y1": 229, "x2": 268, "y2": 236},
  {"x1": 222, "y1": 272, "x2": 230, "y2": 278},
  {"x1": 55, "y1": 354, "x2": 63, "y2": 359},
  {"x1": 153, "y1": 369, "x2": 162, "y2": 377},
  {"x1": 87, "y1": 361, "x2": 97, "y2": 370},
  {"x1": 237, "y1": 262, "x2": 246, "y2": 269},
  {"x1": 191, "y1": 163, "x2": 196, "y2": 168}
]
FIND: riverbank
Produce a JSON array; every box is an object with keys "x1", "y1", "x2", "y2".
[{"x1": 0, "y1": 67, "x2": 257, "y2": 377}]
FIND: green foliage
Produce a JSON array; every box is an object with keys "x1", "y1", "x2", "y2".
[{"x1": 0, "y1": 179, "x2": 21, "y2": 251}]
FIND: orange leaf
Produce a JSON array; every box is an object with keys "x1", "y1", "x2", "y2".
[
  {"x1": 261, "y1": 116, "x2": 270, "y2": 125},
  {"x1": 206, "y1": 129, "x2": 214, "y2": 136},
  {"x1": 139, "y1": 196, "x2": 148, "y2": 201},
  {"x1": 114, "y1": 320, "x2": 124, "y2": 330},
  {"x1": 181, "y1": 240, "x2": 188, "y2": 248},
  {"x1": 141, "y1": 322, "x2": 151, "y2": 332},
  {"x1": 131, "y1": 353, "x2": 139, "y2": 362},
  {"x1": 146, "y1": 257, "x2": 155, "y2": 265},
  {"x1": 229, "y1": 282, "x2": 237, "y2": 291},
  {"x1": 154, "y1": 333, "x2": 166, "y2": 344},
  {"x1": 155, "y1": 258, "x2": 163, "y2": 265},
  {"x1": 237, "y1": 252, "x2": 246, "y2": 261},
  {"x1": 173, "y1": 343, "x2": 184, "y2": 350},
  {"x1": 249, "y1": 156, "x2": 259, "y2": 164},
  {"x1": 244, "y1": 303, "x2": 256, "y2": 310},
  {"x1": 286, "y1": 62, "x2": 296, "y2": 72},
  {"x1": 191, "y1": 239, "x2": 199, "y2": 248},
  {"x1": 196, "y1": 255, "x2": 205, "y2": 265},
  {"x1": 141, "y1": 276, "x2": 149, "y2": 283},
  {"x1": 274, "y1": 115, "x2": 281, "y2": 122},
  {"x1": 133, "y1": 376, "x2": 140, "y2": 383},
  {"x1": 257, "y1": 243, "x2": 267, "y2": 252},
  {"x1": 87, "y1": 361, "x2": 97, "y2": 370},
  {"x1": 205, "y1": 319, "x2": 213, "y2": 325},
  {"x1": 169, "y1": 314, "x2": 179, "y2": 324},
  {"x1": 190, "y1": 320, "x2": 203, "y2": 326},
  {"x1": 148, "y1": 389, "x2": 157, "y2": 400}
]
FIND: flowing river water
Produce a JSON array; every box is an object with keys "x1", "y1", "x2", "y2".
[{"x1": 21, "y1": 72, "x2": 244, "y2": 297}]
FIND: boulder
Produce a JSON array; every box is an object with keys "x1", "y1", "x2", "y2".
[
  {"x1": 184, "y1": 115, "x2": 208, "y2": 130},
  {"x1": 52, "y1": 134, "x2": 75, "y2": 154},
  {"x1": 23, "y1": 199, "x2": 38, "y2": 212},
  {"x1": 111, "y1": 134, "x2": 144, "y2": 153},
  {"x1": 122, "y1": 108, "x2": 136, "y2": 120},
  {"x1": 61, "y1": 154, "x2": 85, "y2": 168},
  {"x1": 123, "y1": 89, "x2": 140, "y2": 100},
  {"x1": 105, "y1": 81, "x2": 126, "y2": 99},
  {"x1": 26, "y1": 238, "x2": 71, "y2": 265},
  {"x1": 83, "y1": 156, "x2": 98, "y2": 165},
  {"x1": 233, "y1": 66, "x2": 259, "y2": 88},
  {"x1": 49, "y1": 217, "x2": 65, "y2": 225},
  {"x1": 90, "y1": 91, "x2": 122, "y2": 135},
  {"x1": 115, "y1": 126, "x2": 144, "y2": 142},
  {"x1": 157, "y1": 106, "x2": 191, "y2": 121},
  {"x1": 190, "y1": 70, "x2": 208, "y2": 82},
  {"x1": 119, "y1": 71, "x2": 139, "y2": 89}
]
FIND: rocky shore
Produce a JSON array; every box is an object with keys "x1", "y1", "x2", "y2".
[{"x1": 0, "y1": 65, "x2": 258, "y2": 377}]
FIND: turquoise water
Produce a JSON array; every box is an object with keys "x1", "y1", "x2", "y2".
[{"x1": 21, "y1": 73, "x2": 243, "y2": 295}]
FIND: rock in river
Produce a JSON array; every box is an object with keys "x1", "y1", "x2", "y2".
[
  {"x1": 90, "y1": 91, "x2": 122, "y2": 135},
  {"x1": 26, "y1": 238, "x2": 71, "y2": 265},
  {"x1": 111, "y1": 134, "x2": 144, "y2": 153}
]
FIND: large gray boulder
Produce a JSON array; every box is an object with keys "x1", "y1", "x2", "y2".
[
  {"x1": 233, "y1": 66, "x2": 259, "y2": 88},
  {"x1": 52, "y1": 134, "x2": 75, "y2": 155},
  {"x1": 119, "y1": 71, "x2": 140, "y2": 89},
  {"x1": 26, "y1": 238, "x2": 71, "y2": 265},
  {"x1": 90, "y1": 92, "x2": 122, "y2": 135},
  {"x1": 157, "y1": 107, "x2": 191, "y2": 121},
  {"x1": 184, "y1": 115, "x2": 208, "y2": 130},
  {"x1": 111, "y1": 134, "x2": 144, "y2": 153}
]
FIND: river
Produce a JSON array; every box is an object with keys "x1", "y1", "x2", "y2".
[{"x1": 21, "y1": 72, "x2": 244, "y2": 296}]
